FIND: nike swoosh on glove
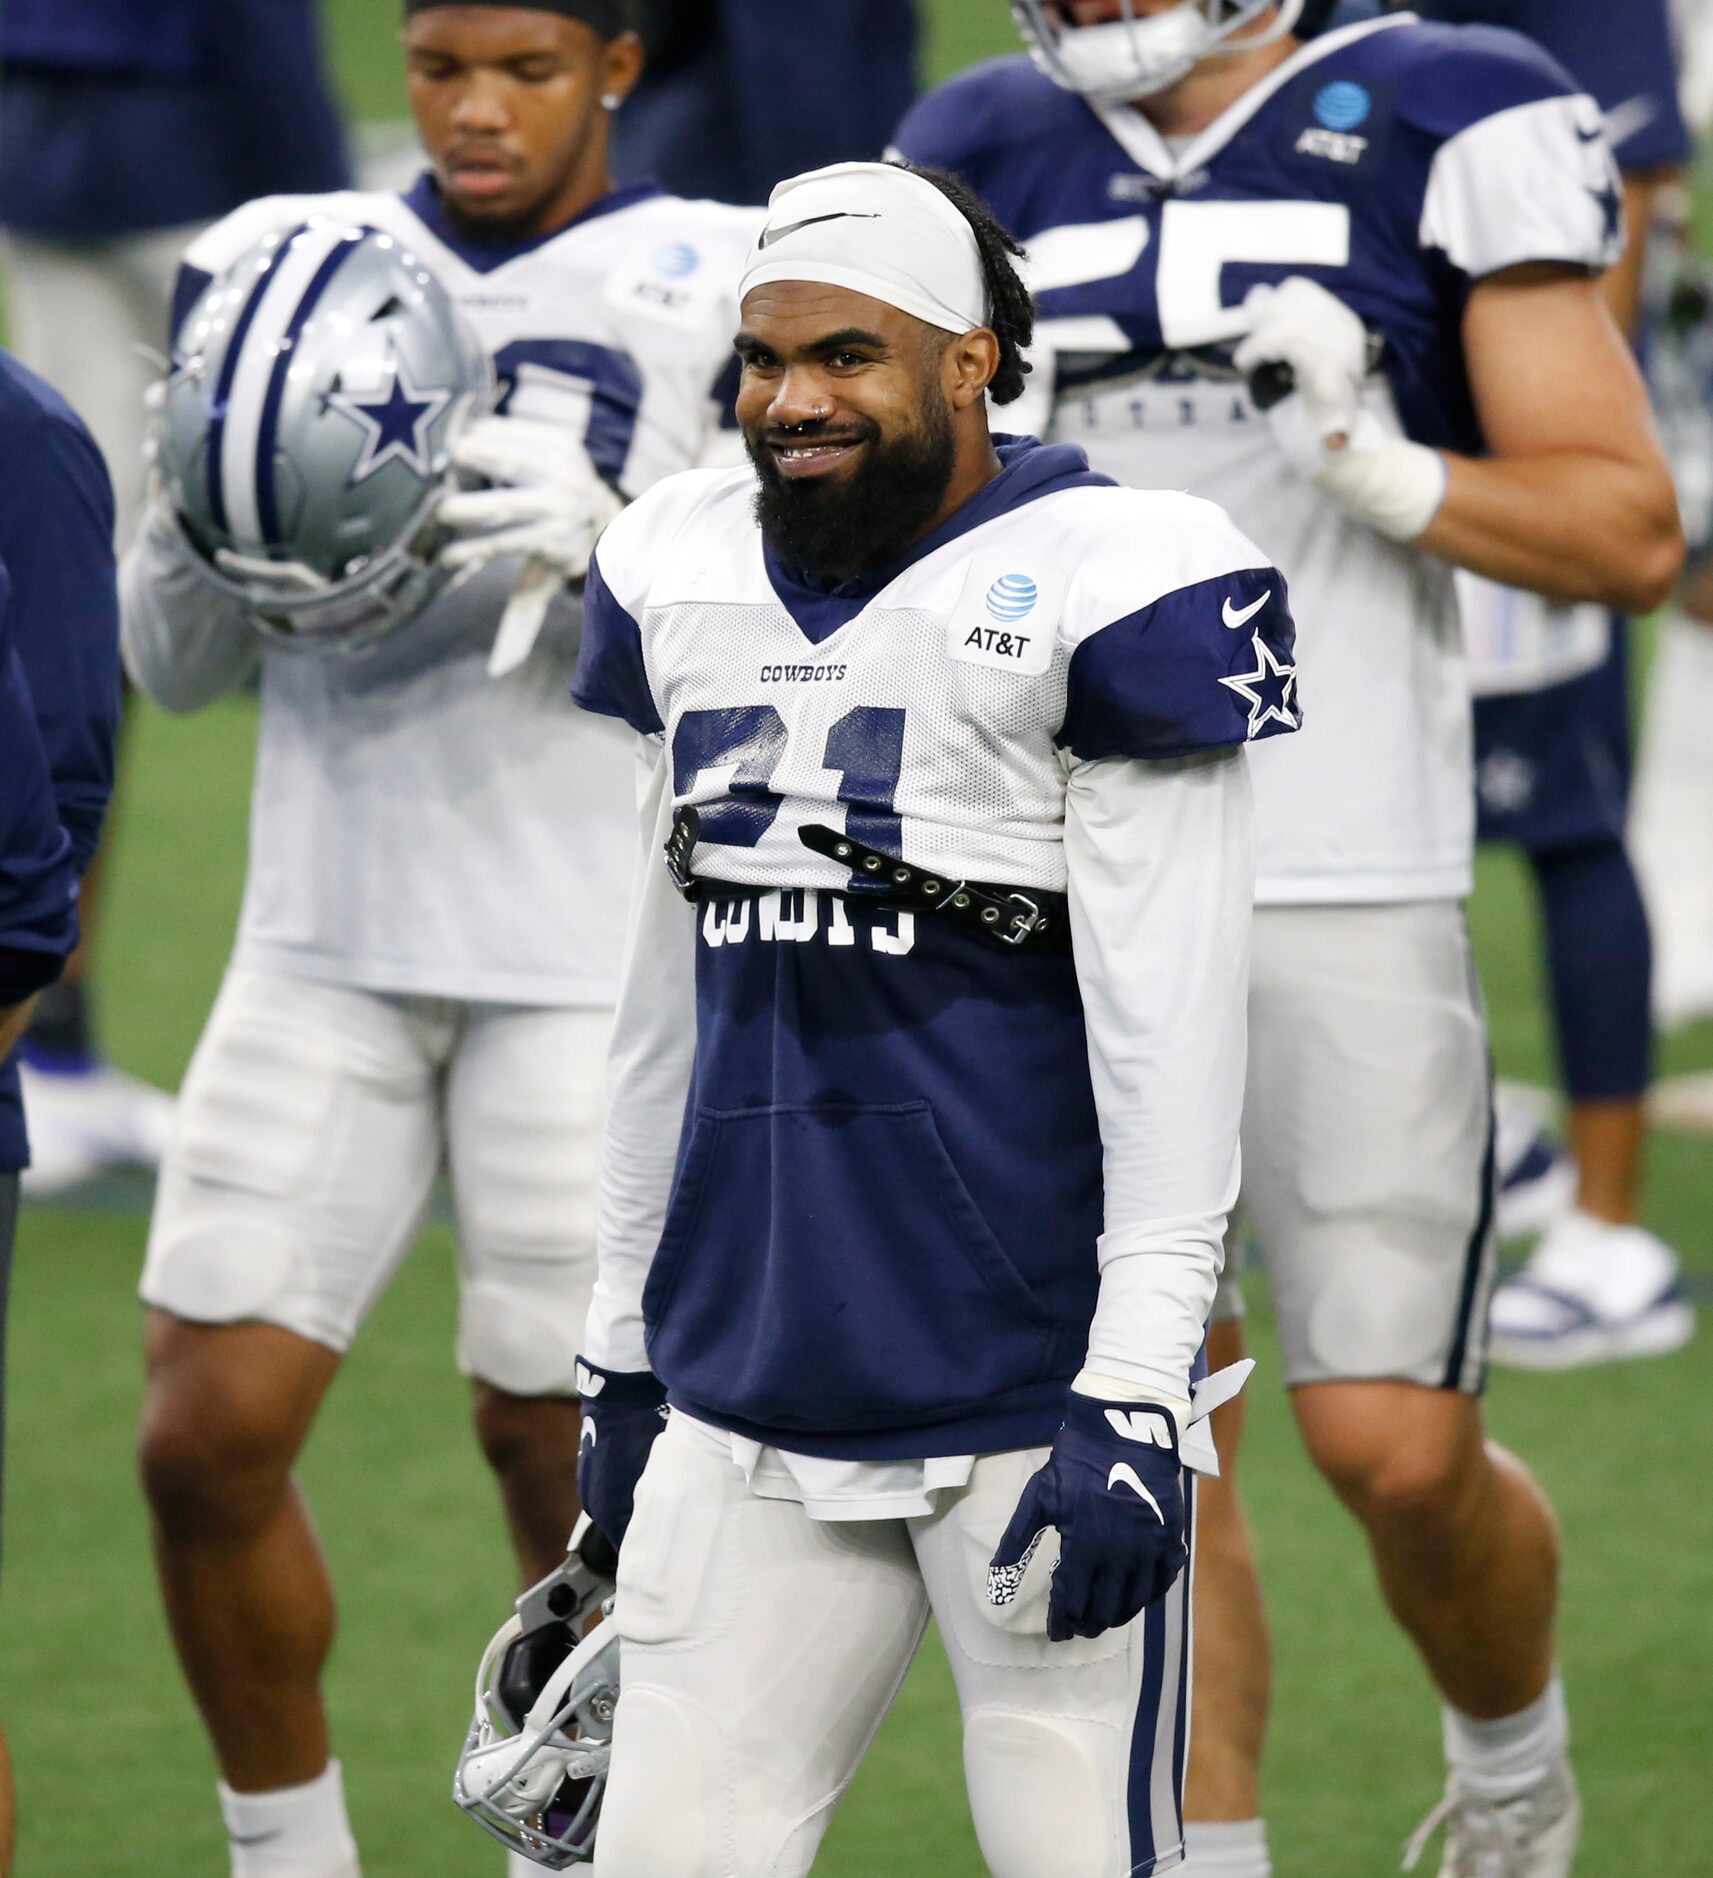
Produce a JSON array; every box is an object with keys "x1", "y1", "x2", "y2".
[
  {"x1": 575, "y1": 1357, "x2": 668, "y2": 1552},
  {"x1": 987, "y1": 1391, "x2": 1187, "y2": 1642}
]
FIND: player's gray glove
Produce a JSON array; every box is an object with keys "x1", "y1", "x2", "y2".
[{"x1": 987, "y1": 1390, "x2": 1188, "y2": 1642}]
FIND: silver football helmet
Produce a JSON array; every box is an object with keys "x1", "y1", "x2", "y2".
[
  {"x1": 156, "y1": 219, "x2": 493, "y2": 653},
  {"x1": 454, "y1": 1516, "x2": 621, "y2": 1869},
  {"x1": 1013, "y1": 0, "x2": 1310, "y2": 102}
]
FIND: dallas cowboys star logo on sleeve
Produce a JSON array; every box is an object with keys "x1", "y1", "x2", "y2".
[
  {"x1": 1218, "y1": 629, "x2": 1299, "y2": 738},
  {"x1": 325, "y1": 358, "x2": 450, "y2": 484}
]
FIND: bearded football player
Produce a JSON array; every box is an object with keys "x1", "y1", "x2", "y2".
[
  {"x1": 894, "y1": 3, "x2": 1683, "y2": 1873},
  {"x1": 121, "y1": 5, "x2": 759, "y2": 1874},
  {"x1": 561, "y1": 157, "x2": 1299, "y2": 1877}
]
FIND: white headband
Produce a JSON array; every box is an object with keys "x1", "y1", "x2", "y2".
[{"x1": 740, "y1": 161, "x2": 989, "y2": 336}]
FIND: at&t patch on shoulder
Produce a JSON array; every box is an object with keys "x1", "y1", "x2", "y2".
[{"x1": 946, "y1": 556, "x2": 1067, "y2": 676}]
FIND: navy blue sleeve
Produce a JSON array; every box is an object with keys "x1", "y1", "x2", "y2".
[
  {"x1": 0, "y1": 375, "x2": 121, "y2": 876},
  {"x1": 0, "y1": 571, "x2": 81, "y2": 1005},
  {"x1": 1419, "y1": 0, "x2": 1692, "y2": 171},
  {"x1": 1057, "y1": 569, "x2": 1299, "y2": 762},
  {"x1": 573, "y1": 551, "x2": 664, "y2": 736}
]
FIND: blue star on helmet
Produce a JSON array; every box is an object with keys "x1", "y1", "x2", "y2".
[
  {"x1": 1218, "y1": 630, "x2": 1299, "y2": 739},
  {"x1": 325, "y1": 358, "x2": 451, "y2": 485}
]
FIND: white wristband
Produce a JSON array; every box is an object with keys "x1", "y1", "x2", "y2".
[
  {"x1": 1071, "y1": 1369, "x2": 1191, "y2": 1436},
  {"x1": 1318, "y1": 412, "x2": 1448, "y2": 543}
]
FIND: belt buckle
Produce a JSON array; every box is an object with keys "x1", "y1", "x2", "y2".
[{"x1": 998, "y1": 892, "x2": 1043, "y2": 947}]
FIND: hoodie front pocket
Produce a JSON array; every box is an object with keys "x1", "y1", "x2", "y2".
[{"x1": 644, "y1": 1101, "x2": 1073, "y2": 1432}]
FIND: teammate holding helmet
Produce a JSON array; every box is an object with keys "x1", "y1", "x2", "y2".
[
  {"x1": 896, "y1": 2, "x2": 1682, "y2": 1873},
  {"x1": 122, "y1": 6, "x2": 756, "y2": 1875}
]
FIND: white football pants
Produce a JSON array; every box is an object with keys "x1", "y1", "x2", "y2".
[{"x1": 596, "y1": 1410, "x2": 1193, "y2": 1878}]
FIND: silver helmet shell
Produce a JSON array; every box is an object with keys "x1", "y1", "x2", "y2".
[
  {"x1": 454, "y1": 1516, "x2": 619, "y2": 1869},
  {"x1": 157, "y1": 219, "x2": 493, "y2": 653},
  {"x1": 1012, "y1": 0, "x2": 1309, "y2": 103}
]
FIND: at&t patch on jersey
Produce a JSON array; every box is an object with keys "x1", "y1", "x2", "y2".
[{"x1": 947, "y1": 554, "x2": 1067, "y2": 676}]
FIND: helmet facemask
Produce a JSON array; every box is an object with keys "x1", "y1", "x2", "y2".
[
  {"x1": 454, "y1": 1515, "x2": 620, "y2": 1869},
  {"x1": 1012, "y1": 0, "x2": 1309, "y2": 103}
]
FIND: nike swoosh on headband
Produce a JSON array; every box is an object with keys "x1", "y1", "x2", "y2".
[
  {"x1": 758, "y1": 211, "x2": 881, "y2": 250},
  {"x1": 1107, "y1": 1463, "x2": 1165, "y2": 1520},
  {"x1": 1222, "y1": 591, "x2": 1271, "y2": 630}
]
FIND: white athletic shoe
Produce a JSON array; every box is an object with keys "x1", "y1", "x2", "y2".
[
  {"x1": 16, "y1": 1058, "x2": 177, "y2": 1195},
  {"x1": 1488, "y1": 1210, "x2": 1696, "y2": 1369},
  {"x1": 1403, "y1": 1762, "x2": 1581, "y2": 1877},
  {"x1": 1491, "y1": 1087, "x2": 1576, "y2": 1244}
]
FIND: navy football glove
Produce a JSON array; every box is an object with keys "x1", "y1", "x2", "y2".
[
  {"x1": 575, "y1": 1357, "x2": 668, "y2": 1552},
  {"x1": 987, "y1": 1391, "x2": 1188, "y2": 1642}
]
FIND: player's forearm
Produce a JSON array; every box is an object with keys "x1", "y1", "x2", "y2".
[
  {"x1": 1420, "y1": 449, "x2": 1683, "y2": 614},
  {"x1": 584, "y1": 740, "x2": 698, "y2": 1373},
  {"x1": 1065, "y1": 749, "x2": 1253, "y2": 1403},
  {"x1": 120, "y1": 503, "x2": 262, "y2": 714}
]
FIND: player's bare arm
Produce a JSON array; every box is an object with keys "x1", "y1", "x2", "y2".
[{"x1": 1420, "y1": 264, "x2": 1684, "y2": 610}]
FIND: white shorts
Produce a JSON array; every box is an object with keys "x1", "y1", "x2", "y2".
[
  {"x1": 1239, "y1": 902, "x2": 1497, "y2": 1393},
  {"x1": 596, "y1": 1411, "x2": 1193, "y2": 1878},
  {"x1": 140, "y1": 967, "x2": 610, "y2": 1396}
]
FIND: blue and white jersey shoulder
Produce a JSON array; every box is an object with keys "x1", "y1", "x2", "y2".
[
  {"x1": 575, "y1": 437, "x2": 1295, "y2": 895},
  {"x1": 1418, "y1": 0, "x2": 1691, "y2": 174},
  {"x1": 176, "y1": 180, "x2": 763, "y2": 500}
]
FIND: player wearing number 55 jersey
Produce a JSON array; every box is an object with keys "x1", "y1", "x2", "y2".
[
  {"x1": 896, "y1": 4, "x2": 1682, "y2": 1875},
  {"x1": 560, "y1": 160, "x2": 1295, "y2": 1877},
  {"x1": 119, "y1": 6, "x2": 757, "y2": 1875}
]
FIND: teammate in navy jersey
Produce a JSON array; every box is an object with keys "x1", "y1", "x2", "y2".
[
  {"x1": 0, "y1": 356, "x2": 122, "y2": 1875},
  {"x1": 567, "y1": 157, "x2": 1295, "y2": 1876},
  {"x1": 0, "y1": 0, "x2": 351, "y2": 1195},
  {"x1": 896, "y1": 5, "x2": 1681, "y2": 1873},
  {"x1": 611, "y1": 0, "x2": 920, "y2": 205},
  {"x1": 1414, "y1": 0, "x2": 1699, "y2": 1371}
]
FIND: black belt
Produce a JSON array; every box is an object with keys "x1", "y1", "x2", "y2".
[{"x1": 665, "y1": 807, "x2": 1070, "y2": 955}]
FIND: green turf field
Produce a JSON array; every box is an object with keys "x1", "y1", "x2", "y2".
[{"x1": 4, "y1": 8, "x2": 1712, "y2": 1874}]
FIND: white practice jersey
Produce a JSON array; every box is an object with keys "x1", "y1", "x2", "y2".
[
  {"x1": 895, "y1": 14, "x2": 1625, "y2": 903},
  {"x1": 124, "y1": 178, "x2": 760, "y2": 1005}
]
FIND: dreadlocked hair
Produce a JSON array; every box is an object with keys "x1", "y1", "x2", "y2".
[{"x1": 896, "y1": 162, "x2": 1035, "y2": 407}]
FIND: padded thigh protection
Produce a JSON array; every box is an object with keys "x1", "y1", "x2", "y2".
[
  {"x1": 447, "y1": 1004, "x2": 611, "y2": 1396},
  {"x1": 911, "y1": 1446, "x2": 1193, "y2": 1877},
  {"x1": 596, "y1": 1412, "x2": 929, "y2": 1878},
  {"x1": 141, "y1": 968, "x2": 446, "y2": 1347}
]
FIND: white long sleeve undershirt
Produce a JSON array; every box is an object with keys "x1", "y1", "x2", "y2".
[{"x1": 120, "y1": 502, "x2": 262, "y2": 714}]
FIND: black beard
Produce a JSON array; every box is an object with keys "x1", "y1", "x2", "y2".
[{"x1": 747, "y1": 400, "x2": 957, "y2": 585}]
